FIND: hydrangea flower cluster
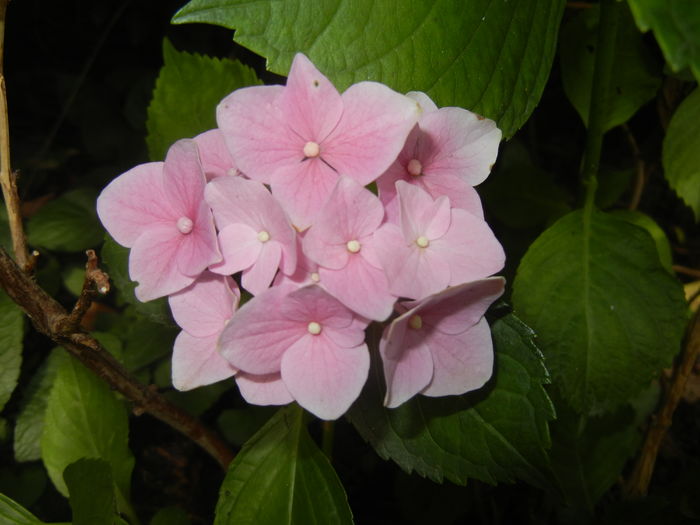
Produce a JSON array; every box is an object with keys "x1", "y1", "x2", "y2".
[{"x1": 97, "y1": 53, "x2": 506, "y2": 420}]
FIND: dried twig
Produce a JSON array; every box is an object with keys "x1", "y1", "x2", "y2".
[
  {"x1": 622, "y1": 124, "x2": 646, "y2": 211},
  {"x1": 623, "y1": 308, "x2": 700, "y2": 498}
]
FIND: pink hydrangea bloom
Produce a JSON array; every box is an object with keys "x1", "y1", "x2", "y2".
[
  {"x1": 377, "y1": 91, "x2": 500, "y2": 222},
  {"x1": 96, "y1": 139, "x2": 221, "y2": 301},
  {"x1": 373, "y1": 181, "x2": 505, "y2": 300},
  {"x1": 216, "y1": 53, "x2": 420, "y2": 229},
  {"x1": 380, "y1": 277, "x2": 505, "y2": 408},
  {"x1": 205, "y1": 176, "x2": 297, "y2": 295},
  {"x1": 218, "y1": 284, "x2": 369, "y2": 420},
  {"x1": 193, "y1": 129, "x2": 239, "y2": 180},
  {"x1": 303, "y1": 176, "x2": 395, "y2": 321}
]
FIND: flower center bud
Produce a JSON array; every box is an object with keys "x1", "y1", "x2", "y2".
[
  {"x1": 303, "y1": 141, "x2": 321, "y2": 158},
  {"x1": 407, "y1": 158, "x2": 422, "y2": 177},
  {"x1": 176, "y1": 216, "x2": 194, "y2": 234},
  {"x1": 415, "y1": 236, "x2": 430, "y2": 248},
  {"x1": 346, "y1": 239, "x2": 361, "y2": 253},
  {"x1": 409, "y1": 315, "x2": 423, "y2": 330},
  {"x1": 257, "y1": 230, "x2": 271, "y2": 243},
  {"x1": 307, "y1": 321, "x2": 322, "y2": 335},
  {"x1": 310, "y1": 272, "x2": 321, "y2": 283}
]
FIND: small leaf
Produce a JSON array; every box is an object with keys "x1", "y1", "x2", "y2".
[
  {"x1": 146, "y1": 38, "x2": 262, "y2": 161},
  {"x1": 627, "y1": 0, "x2": 700, "y2": 81},
  {"x1": 610, "y1": 209, "x2": 673, "y2": 272},
  {"x1": 214, "y1": 405, "x2": 353, "y2": 525},
  {"x1": 172, "y1": 0, "x2": 566, "y2": 138},
  {"x1": 0, "y1": 492, "x2": 45, "y2": 525},
  {"x1": 512, "y1": 209, "x2": 687, "y2": 411},
  {"x1": 64, "y1": 458, "x2": 119, "y2": 525},
  {"x1": 41, "y1": 354, "x2": 134, "y2": 515},
  {"x1": 347, "y1": 314, "x2": 555, "y2": 489},
  {"x1": 559, "y1": 4, "x2": 661, "y2": 131},
  {"x1": 26, "y1": 188, "x2": 104, "y2": 252},
  {"x1": 663, "y1": 87, "x2": 700, "y2": 221},
  {"x1": 0, "y1": 290, "x2": 24, "y2": 413}
]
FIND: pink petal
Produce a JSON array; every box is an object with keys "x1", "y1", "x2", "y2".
[
  {"x1": 216, "y1": 85, "x2": 298, "y2": 184},
  {"x1": 176, "y1": 199, "x2": 221, "y2": 277},
  {"x1": 168, "y1": 272, "x2": 239, "y2": 337},
  {"x1": 279, "y1": 285, "x2": 355, "y2": 329},
  {"x1": 162, "y1": 139, "x2": 207, "y2": 218},
  {"x1": 281, "y1": 335, "x2": 369, "y2": 420},
  {"x1": 241, "y1": 241, "x2": 282, "y2": 295},
  {"x1": 236, "y1": 372, "x2": 294, "y2": 406},
  {"x1": 420, "y1": 174, "x2": 484, "y2": 218},
  {"x1": 380, "y1": 327, "x2": 434, "y2": 408},
  {"x1": 421, "y1": 318, "x2": 494, "y2": 397},
  {"x1": 96, "y1": 162, "x2": 175, "y2": 247},
  {"x1": 171, "y1": 331, "x2": 237, "y2": 391},
  {"x1": 129, "y1": 224, "x2": 196, "y2": 301},
  {"x1": 209, "y1": 223, "x2": 262, "y2": 275},
  {"x1": 406, "y1": 91, "x2": 439, "y2": 114},
  {"x1": 193, "y1": 129, "x2": 238, "y2": 179},
  {"x1": 278, "y1": 53, "x2": 343, "y2": 144},
  {"x1": 397, "y1": 181, "x2": 451, "y2": 241},
  {"x1": 323, "y1": 82, "x2": 420, "y2": 185}
]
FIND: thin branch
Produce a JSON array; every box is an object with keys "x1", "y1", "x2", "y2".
[
  {"x1": 0, "y1": 248, "x2": 234, "y2": 469},
  {"x1": 622, "y1": 124, "x2": 646, "y2": 211},
  {"x1": 623, "y1": 308, "x2": 700, "y2": 498},
  {"x1": 674, "y1": 265, "x2": 700, "y2": 279},
  {"x1": 0, "y1": 0, "x2": 30, "y2": 271}
]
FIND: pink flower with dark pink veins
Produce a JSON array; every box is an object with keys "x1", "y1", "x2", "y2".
[
  {"x1": 373, "y1": 181, "x2": 505, "y2": 300},
  {"x1": 380, "y1": 277, "x2": 505, "y2": 408},
  {"x1": 216, "y1": 53, "x2": 420, "y2": 229},
  {"x1": 96, "y1": 139, "x2": 221, "y2": 301},
  {"x1": 205, "y1": 176, "x2": 297, "y2": 295},
  {"x1": 218, "y1": 284, "x2": 369, "y2": 420},
  {"x1": 377, "y1": 91, "x2": 500, "y2": 222}
]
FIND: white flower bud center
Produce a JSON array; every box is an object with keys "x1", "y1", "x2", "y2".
[
  {"x1": 409, "y1": 315, "x2": 423, "y2": 330},
  {"x1": 307, "y1": 321, "x2": 322, "y2": 335},
  {"x1": 407, "y1": 158, "x2": 422, "y2": 176},
  {"x1": 303, "y1": 141, "x2": 321, "y2": 158},
  {"x1": 416, "y1": 236, "x2": 429, "y2": 248},
  {"x1": 177, "y1": 216, "x2": 194, "y2": 234},
  {"x1": 257, "y1": 230, "x2": 271, "y2": 243},
  {"x1": 346, "y1": 239, "x2": 361, "y2": 253},
  {"x1": 310, "y1": 272, "x2": 321, "y2": 282}
]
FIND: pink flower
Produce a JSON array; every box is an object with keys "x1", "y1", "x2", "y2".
[
  {"x1": 377, "y1": 91, "x2": 500, "y2": 221},
  {"x1": 216, "y1": 53, "x2": 420, "y2": 229},
  {"x1": 193, "y1": 129, "x2": 239, "y2": 180},
  {"x1": 303, "y1": 176, "x2": 396, "y2": 321},
  {"x1": 380, "y1": 277, "x2": 505, "y2": 408},
  {"x1": 373, "y1": 181, "x2": 505, "y2": 300},
  {"x1": 96, "y1": 139, "x2": 221, "y2": 301},
  {"x1": 205, "y1": 176, "x2": 297, "y2": 295},
  {"x1": 218, "y1": 284, "x2": 369, "y2": 420}
]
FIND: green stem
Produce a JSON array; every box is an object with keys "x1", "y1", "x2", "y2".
[
  {"x1": 580, "y1": 0, "x2": 620, "y2": 212},
  {"x1": 321, "y1": 420, "x2": 335, "y2": 461}
]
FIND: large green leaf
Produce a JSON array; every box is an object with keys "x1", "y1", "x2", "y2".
[
  {"x1": 347, "y1": 314, "x2": 555, "y2": 489},
  {"x1": 663, "y1": 88, "x2": 700, "y2": 221},
  {"x1": 172, "y1": 0, "x2": 566, "y2": 138},
  {"x1": 0, "y1": 492, "x2": 44, "y2": 525},
  {"x1": 41, "y1": 353, "x2": 134, "y2": 516},
  {"x1": 64, "y1": 459, "x2": 120, "y2": 525},
  {"x1": 627, "y1": 0, "x2": 700, "y2": 81},
  {"x1": 559, "y1": 3, "x2": 661, "y2": 131},
  {"x1": 0, "y1": 290, "x2": 24, "y2": 413},
  {"x1": 26, "y1": 188, "x2": 104, "y2": 252},
  {"x1": 146, "y1": 38, "x2": 262, "y2": 161},
  {"x1": 512, "y1": 209, "x2": 687, "y2": 412},
  {"x1": 214, "y1": 405, "x2": 353, "y2": 525}
]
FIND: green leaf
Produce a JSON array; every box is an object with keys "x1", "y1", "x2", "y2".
[
  {"x1": 627, "y1": 0, "x2": 700, "y2": 81},
  {"x1": 0, "y1": 290, "x2": 24, "y2": 412},
  {"x1": 0, "y1": 492, "x2": 44, "y2": 525},
  {"x1": 347, "y1": 314, "x2": 555, "y2": 489},
  {"x1": 663, "y1": 87, "x2": 700, "y2": 221},
  {"x1": 146, "y1": 38, "x2": 262, "y2": 161},
  {"x1": 512, "y1": 209, "x2": 687, "y2": 411},
  {"x1": 150, "y1": 506, "x2": 191, "y2": 525},
  {"x1": 41, "y1": 353, "x2": 134, "y2": 516},
  {"x1": 14, "y1": 351, "x2": 63, "y2": 462},
  {"x1": 214, "y1": 405, "x2": 353, "y2": 525},
  {"x1": 64, "y1": 458, "x2": 119, "y2": 525},
  {"x1": 100, "y1": 234, "x2": 173, "y2": 325},
  {"x1": 610, "y1": 209, "x2": 673, "y2": 272},
  {"x1": 217, "y1": 406, "x2": 277, "y2": 447},
  {"x1": 559, "y1": 4, "x2": 661, "y2": 131},
  {"x1": 26, "y1": 188, "x2": 104, "y2": 252},
  {"x1": 172, "y1": 0, "x2": 566, "y2": 138}
]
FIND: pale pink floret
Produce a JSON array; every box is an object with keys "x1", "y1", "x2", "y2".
[
  {"x1": 377, "y1": 91, "x2": 500, "y2": 222},
  {"x1": 168, "y1": 272, "x2": 239, "y2": 390},
  {"x1": 380, "y1": 277, "x2": 505, "y2": 408},
  {"x1": 96, "y1": 139, "x2": 221, "y2": 301},
  {"x1": 193, "y1": 129, "x2": 239, "y2": 180},
  {"x1": 219, "y1": 284, "x2": 369, "y2": 420},
  {"x1": 205, "y1": 176, "x2": 297, "y2": 295},
  {"x1": 216, "y1": 53, "x2": 420, "y2": 229},
  {"x1": 303, "y1": 176, "x2": 396, "y2": 321},
  {"x1": 373, "y1": 181, "x2": 505, "y2": 300}
]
